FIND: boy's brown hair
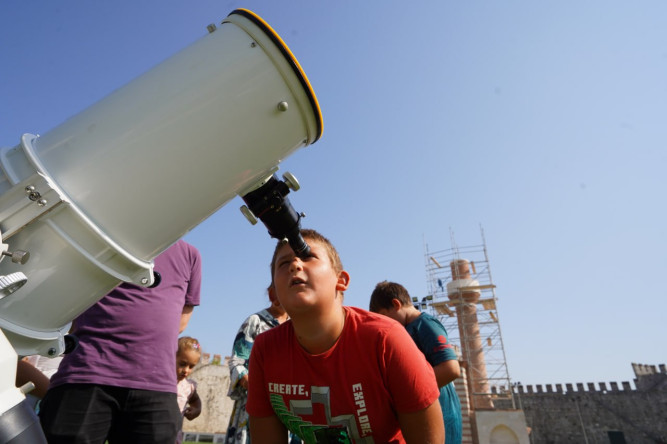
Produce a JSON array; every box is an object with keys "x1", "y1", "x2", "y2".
[
  {"x1": 369, "y1": 281, "x2": 412, "y2": 312},
  {"x1": 270, "y1": 229, "x2": 343, "y2": 285}
]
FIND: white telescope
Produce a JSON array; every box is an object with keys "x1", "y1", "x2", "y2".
[{"x1": 0, "y1": 9, "x2": 322, "y2": 441}]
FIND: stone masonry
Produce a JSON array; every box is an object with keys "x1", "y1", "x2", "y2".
[
  {"x1": 183, "y1": 356, "x2": 234, "y2": 435},
  {"x1": 499, "y1": 363, "x2": 666, "y2": 444}
]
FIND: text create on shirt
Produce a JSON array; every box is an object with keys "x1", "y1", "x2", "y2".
[{"x1": 268, "y1": 382, "x2": 308, "y2": 396}]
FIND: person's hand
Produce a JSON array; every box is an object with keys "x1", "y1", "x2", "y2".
[
  {"x1": 239, "y1": 373, "x2": 249, "y2": 390},
  {"x1": 184, "y1": 404, "x2": 201, "y2": 420}
]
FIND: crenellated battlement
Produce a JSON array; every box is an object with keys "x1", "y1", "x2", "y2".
[
  {"x1": 488, "y1": 362, "x2": 667, "y2": 396},
  {"x1": 632, "y1": 362, "x2": 666, "y2": 376},
  {"x1": 632, "y1": 362, "x2": 667, "y2": 391},
  {"x1": 507, "y1": 380, "x2": 636, "y2": 395},
  {"x1": 495, "y1": 363, "x2": 667, "y2": 444}
]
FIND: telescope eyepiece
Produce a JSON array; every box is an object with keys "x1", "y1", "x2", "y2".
[
  {"x1": 287, "y1": 232, "x2": 311, "y2": 259},
  {"x1": 241, "y1": 173, "x2": 310, "y2": 258}
]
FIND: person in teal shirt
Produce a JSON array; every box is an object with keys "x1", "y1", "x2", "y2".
[{"x1": 370, "y1": 280, "x2": 463, "y2": 444}]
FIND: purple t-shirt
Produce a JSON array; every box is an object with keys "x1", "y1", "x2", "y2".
[{"x1": 50, "y1": 240, "x2": 202, "y2": 393}]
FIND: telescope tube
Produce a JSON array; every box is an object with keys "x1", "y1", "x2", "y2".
[{"x1": 0, "y1": 9, "x2": 322, "y2": 356}]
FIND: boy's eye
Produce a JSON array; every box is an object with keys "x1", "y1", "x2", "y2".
[{"x1": 278, "y1": 259, "x2": 291, "y2": 268}]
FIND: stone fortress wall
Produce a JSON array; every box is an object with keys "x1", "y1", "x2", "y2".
[
  {"x1": 494, "y1": 363, "x2": 667, "y2": 444},
  {"x1": 183, "y1": 354, "x2": 234, "y2": 438}
]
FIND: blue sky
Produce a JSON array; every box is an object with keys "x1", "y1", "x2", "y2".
[{"x1": 2, "y1": 1, "x2": 665, "y2": 387}]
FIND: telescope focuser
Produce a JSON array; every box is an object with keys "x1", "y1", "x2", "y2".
[{"x1": 240, "y1": 173, "x2": 310, "y2": 258}]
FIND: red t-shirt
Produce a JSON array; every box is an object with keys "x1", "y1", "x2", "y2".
[{"x1": 247, "y1": 306, "x2": 440, "y2": 443}]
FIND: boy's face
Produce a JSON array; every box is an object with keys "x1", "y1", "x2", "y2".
[{"x1": 272, "y1": 239, "x2": 349, "y2": 315}]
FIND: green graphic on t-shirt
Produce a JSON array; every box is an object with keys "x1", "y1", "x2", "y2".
[{"x1": 269, "y1": 393, "x2": 353, "y2": 444}]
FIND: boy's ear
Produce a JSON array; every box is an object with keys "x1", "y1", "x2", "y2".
[
  {"x1": 268, "y1": 286, "x2": 280, "y2": 306},
  {"x1": 391, "y1": 298, "x2": 403, "y2": 310},
  {"x1": 335, "y1": 270, "x2": 350, "y2": 292}
]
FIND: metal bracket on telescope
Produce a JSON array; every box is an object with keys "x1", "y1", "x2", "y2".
[
  {"x1": 239, "y1": 172, "x2": 310, "y2": 258},
  {"x1": 0, "y1": 236, "x2": 29, "y2": 300}
]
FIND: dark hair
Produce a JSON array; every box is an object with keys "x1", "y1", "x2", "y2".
[{"x1": 369, "y1": 280, "x2": 412, "y2": 312}]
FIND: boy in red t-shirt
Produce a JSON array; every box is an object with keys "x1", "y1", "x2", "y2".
[{"x1": 247, "y1": 229, "x2": 444, "y2": 443}]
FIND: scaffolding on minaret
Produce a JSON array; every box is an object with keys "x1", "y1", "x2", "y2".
[{"x1": 422, "y1": 227, "x2": 516, "y2": 411}]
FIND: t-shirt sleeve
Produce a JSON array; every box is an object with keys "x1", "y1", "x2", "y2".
[
  {"x1": 184, "y1": 244, "x2": 202, "y2": 306},
  {"x1": 417, "y1": 317, "x2": 458, "y2": 366},
  {"x1": 381, "y1": 323, "x2": 440, "y2": 413},
  {"x1": 246, "y1": 332, "x2": 275, "y2": 417}
]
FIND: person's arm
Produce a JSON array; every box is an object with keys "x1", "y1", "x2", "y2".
[
  {"x1": 180, "y1": 241, "x2": 202, "y2": 334},
  {"x1": 238, "y1": 373, "x2": 249, "y2": 390},
  {"x1": 433, "y1": 359, "x2": 460, "y2": 387},
  {"x1": 179, "y1": 304, "x2": 194, "y2": 333},
  {"x1": 16, "y1": 360, "x2": 50, "y2": 399},
  {"x1": 249, "y1": 415, "x2": 289, "y2": 443},
  {"x1": 184, "y1": 389, "x2": 202, "y2": 420},
  {"x1": 398, "y1": 400, "x2": 445, "y2": 444},
  {"x1": 228, "y1": 313, "x2": 259, "y2": 390}
]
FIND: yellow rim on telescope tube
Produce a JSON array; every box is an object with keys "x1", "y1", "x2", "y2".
[{"x1": 226, "y1": 9, "x2": 323, "y2": 143}]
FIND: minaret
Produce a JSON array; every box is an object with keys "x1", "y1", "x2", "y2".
[
  {"x1": 425, "y1": 233, "x2": 530, "y2": 444},
  {"x1": 447, "y1": 259, "x2": 493, "y2": 409}
]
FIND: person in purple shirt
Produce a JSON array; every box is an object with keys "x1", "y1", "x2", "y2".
[{"x1": 39, "y1": 240, "x2": 202, "y2": 444}]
